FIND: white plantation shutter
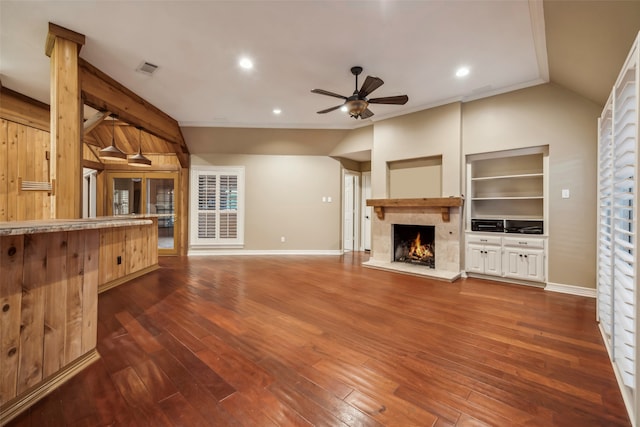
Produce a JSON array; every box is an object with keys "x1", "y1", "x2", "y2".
[
  {"x1": 219, "y1": 175, "x2": 238, "y2": 239},
  {"x1": 612, "y1": 63, "x2": 637, "y2": 389},
  {"x1": 190, "y1": 167, "x2": 244, "y2": 247},
  {"x1": 598, "y1": 102, "x2": 614, "y2": 344},
  {"x1": 198, "y1": 175, "x2": 217, "y2": 238},
  {"x1": 598, "y1": 35, "x2": 638, "y2": 425}
]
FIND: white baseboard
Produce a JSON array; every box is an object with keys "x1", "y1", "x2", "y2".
[
  {"x1": 188, "y1": 249, "x2": 343, "y2": 256},
  {"x1": 545, "y1": 282, "x2": 596, "y2": 298}
]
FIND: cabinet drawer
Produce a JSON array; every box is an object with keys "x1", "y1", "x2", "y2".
[
  {"x1": 503, "y1": 236, "x2": 545, "y2": 249},
  {"x1": 467, "y1": 234, "x2": 502, "y2": 246}
]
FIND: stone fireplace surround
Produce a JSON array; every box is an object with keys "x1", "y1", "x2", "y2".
[{"x1": 363, "y1": 198, "x2": 463, "y2": 281}]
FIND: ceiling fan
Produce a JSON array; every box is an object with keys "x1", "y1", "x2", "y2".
[{"x1": 311, "y1": 66, "x2": 409, "y2": 119}]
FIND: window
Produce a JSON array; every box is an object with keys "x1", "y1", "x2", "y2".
[{"x1": 190, "y1": 166, "x2": 245, "y2": 247}]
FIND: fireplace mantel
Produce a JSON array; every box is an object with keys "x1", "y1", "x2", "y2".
[{"x1": 366, "y1": 197, "x2": 463, "y2": 222}]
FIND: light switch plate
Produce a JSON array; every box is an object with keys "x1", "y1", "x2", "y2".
[{"x1": 562, "y1": 189, "x2": 570, "y2": 199}]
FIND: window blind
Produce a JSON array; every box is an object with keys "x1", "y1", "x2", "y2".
[
  {"x1": 598, "y1": 103, "x2": 614, "y2": 343},
  {"x1": 190, "y1": 167, "x2": 244, "y2": 247},
  {"x1": 611, "y1": 66, "x2": 637, "y2": 389}
]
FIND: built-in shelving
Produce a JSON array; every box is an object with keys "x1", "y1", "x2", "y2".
[
  {"x1": 464, "y1": 147, "x2": 549, "y2": 286},
  {"x1": 466, "y1": 149, "x2": 547, "y2": 222}
]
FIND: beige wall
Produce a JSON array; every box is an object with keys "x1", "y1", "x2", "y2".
[
  {"x1": 462, "y1": 83, "x2": 601, "y2": 288},
  {"x1": 388, "y1": 157, "x2": 442, "y2": 198},
  {"x1": 372, "y1": 102, "x2": 462, "y2": 198},
  {"x1": 329, "y1": 125, "x2": 373, "y2": 159},
  {"x1": 183, "y1": 127, "x2": 348, "y2": 156},
  {"x1": 191, "y1": 153, "x2": 341, "y2": 251}
]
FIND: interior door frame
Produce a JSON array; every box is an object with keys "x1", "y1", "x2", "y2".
[
  {"x1": 105, "y1": 171, "x2": 180, "y2": 256},
  {"x1": 342, "y1": 169, "x2": 361, "y2": 252},
  {"x1": 361, "y1": 171, "x2": 372, "y2": 251}
]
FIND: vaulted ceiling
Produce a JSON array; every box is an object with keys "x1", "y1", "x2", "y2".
[{"x1": 1, "y1": 1, "x2": 639, "y2": 136}]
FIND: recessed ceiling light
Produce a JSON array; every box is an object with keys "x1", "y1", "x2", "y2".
[
  {"x1": 273, "y1": 108, "x2": 282, "y2": 115},
  {"x1": 239, "y1": 57, "x2": 253, "y2": 70},
  {"x1": 340, "y1": 105, "x2": 348, "y2": 112},
  {"x1": 456, "y1": 66, "x2": 470, "y2": 78}
]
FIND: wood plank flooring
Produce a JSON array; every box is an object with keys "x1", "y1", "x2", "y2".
[{"x1": 7, "y1": 253, "x2": 630, "y2": 426}]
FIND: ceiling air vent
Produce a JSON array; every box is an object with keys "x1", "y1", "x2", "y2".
[{"x1": 136, "y1": 61, "x2": 158, "y2": 76}]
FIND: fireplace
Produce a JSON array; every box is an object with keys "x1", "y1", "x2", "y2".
[
  {"x1": 393, "y1": 224, "x2": 435, "y2": 268},
  {"x1": 363, "y1": 198, "x2": 462, "y2": 281}
]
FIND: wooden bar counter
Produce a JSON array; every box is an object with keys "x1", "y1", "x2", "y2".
[{"x1": 0, "y1": 217, "x2": 158, "y2": 423}]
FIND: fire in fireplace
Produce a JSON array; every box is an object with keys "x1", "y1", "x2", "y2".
[{"x1": 393, "y1": 224, "x2": 435, "y2": 268}]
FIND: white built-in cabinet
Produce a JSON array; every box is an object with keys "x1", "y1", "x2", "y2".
[
  {"x1": 465, "y1": 147, "x2": 548, "y2": 285},
  {"x1": 502, "y1": 237, "x2": 545, "y2": 283},
  {"x1": 597, "y1": 32, "x2": 639, "y2": 427},
  {"x1": 466, "y1": 235, "x2": 502, "y2": 275}
]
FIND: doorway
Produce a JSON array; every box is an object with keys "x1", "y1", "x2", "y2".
[
  {"x1": 106, "y1": 171, "x2": 179, "y2": 255},
  {"x1": 343, "y1": 170, "x2": 360, "y2": 252},
  {"x1": 361, "y1": 171, "x2": 371, "y2": 251}
]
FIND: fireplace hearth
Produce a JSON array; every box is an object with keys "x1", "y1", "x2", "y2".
[{"x1": 393, "y1": 224, "x2": 435, "y2": 268}]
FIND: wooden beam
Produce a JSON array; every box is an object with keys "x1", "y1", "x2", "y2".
[
  {"x1": 45, "y1": 23, "x2": 85, "y2": 57},
  {"x1": 82, "y1": 159, "x2": 104, "y2": 171},
  {"x1": 78, "y1": 58, "x2": 189, "y2": 168},
  {"x1": 49, "y1": 24, "x2": 84, "y2": 219},
  {"x1": 0, "y1": 87, "x2": 50, "y2": 131},
  {"x1": 366, "y1": 197, "x2": 464, "y2": 222},
  {"x1": 83, "y1": 110, "x2": 110, "y2": 135}
]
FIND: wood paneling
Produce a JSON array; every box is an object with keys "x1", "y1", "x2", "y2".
[
  {"x1": 0, "y1": 228, "x2": 100, "y2": 400},
  {"x1": 0, "y1": 235, "x2": 24, "y2": 403},
  {"x1": 0, "y1": 120, "x2": 53, "y2": 222},
  {"x1": 0, "y1": 87, "x2": 50, "y2": 132},
  {"x1": 0, "y1": 228, "x2": 102, "y2": 423},
  {"x1": 97, "y1": 221, "x2": 159, "y2": 292}
]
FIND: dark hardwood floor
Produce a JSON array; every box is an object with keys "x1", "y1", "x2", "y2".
[{"x1": 8, "y1": 252, "x2": 630, "y2": 426}]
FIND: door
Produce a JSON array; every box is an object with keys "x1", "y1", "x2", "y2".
[
  {"x1": 147, "y1": 176, "x2": 177, "y2": 253},
  {"x1": 361, "y1": 172, "x2": 372, "y2": 251},
  {"x1": 343, "y1": 171, "x2": 359, "y2": 252},
  {"x1": 107, "y1": 171, "x2": 180, "y2": 255}
]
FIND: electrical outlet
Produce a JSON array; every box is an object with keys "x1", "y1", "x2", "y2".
[
  {"x1": 327, "y1": 196, "x2": 332, "y2": 202},
  {"x1": 280, "y1": 236, "x2": 286, "y2": 243},
  {"x1": 322, "y1": 197, "x2": 326, "y2": 202},
  {"x1": 562, "y1": 189, "x2": 570, "y2": 199},
  {"x1": 117, "y1": 256, "x2": 122, "y2": 265}
]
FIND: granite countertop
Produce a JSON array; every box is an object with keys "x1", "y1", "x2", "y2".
[{"x1": 0, "y1": 216, "x2": 154, "y2": 236}]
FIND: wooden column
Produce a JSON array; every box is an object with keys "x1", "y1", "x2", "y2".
[{"x1": 46, "y1": 23, "x2": 85, "y2": 219}]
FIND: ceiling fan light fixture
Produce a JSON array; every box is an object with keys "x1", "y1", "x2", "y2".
[
  {"x1": 128, "y1": 127, "x2": 152, "y2": 167},
  {"x1": 99, "y1": 114, "x2": 127, "y2": 161},
  {"x1": 345, "y1": 99, "x2": 369, "y2": 118}
]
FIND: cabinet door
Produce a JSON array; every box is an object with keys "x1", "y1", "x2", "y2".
[
  {"x1": 503, "y1": 248, "x2": 544, "y2": 282},
  {"x1": 521, "y1": 249, "x2": 545, "y2": 282},
  {"x1": 467, "y1": 243, "x2": 485, "y2": 274},
  {"x1": 484, "y1": 245, "x2": 502, "y2": 276},
  {"x1": 503, "y1": 249, "x2": 521, "y2": 278}
]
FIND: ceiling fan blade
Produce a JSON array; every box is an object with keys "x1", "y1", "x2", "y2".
[
  {"x1": 368, "y1": 95, "x2": 409, "y2": 105},
  {"x1": 311, "y1": 89, "x2": 348, "y2": 100},
  {"x1": 359, "y1": 108, "x2": 374, "y2": 119},
  {"x1": 358, "y1": 76, "x2": 384, "y2": 97},
  {"x1": 317, "y1": 105, "x2": 344, "y2": 114}
]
